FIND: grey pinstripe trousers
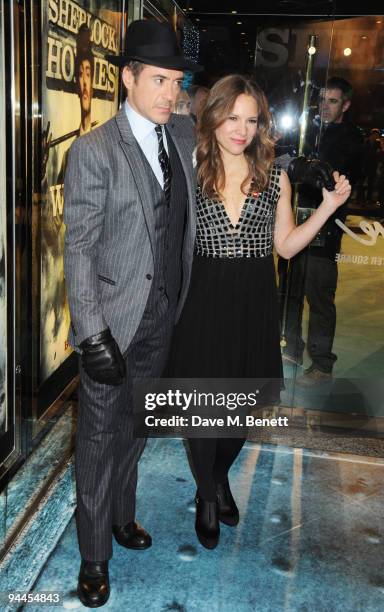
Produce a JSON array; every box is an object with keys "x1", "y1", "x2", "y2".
[{"x1": 75, "y1": 302, "x2": 175, "y2": 561}]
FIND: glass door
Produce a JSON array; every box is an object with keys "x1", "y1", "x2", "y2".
[
  {"x1": 286, "y1": 15, "x2": 384, "y2": 438},
  {"x1": 253, "y1": 15, "x2": 384, "y2": 445},
  {"x1": 0, "y1": 0, "x2": 24, "y2": 553}
]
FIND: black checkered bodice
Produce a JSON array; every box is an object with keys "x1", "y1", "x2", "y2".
[{"x1": 195, "y1": 165, "x2": 282, "y2": 258}]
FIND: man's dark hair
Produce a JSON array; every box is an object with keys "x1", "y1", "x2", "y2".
[
  {"x1": 75, "y1": 24, "x2": 94, "y2": 79},
  {"x1": 124, "y1": 60, "x2": 146, "y2": 82},
  {"x1": 326, "y1": 77, "x2": 353, "y2": 101}
]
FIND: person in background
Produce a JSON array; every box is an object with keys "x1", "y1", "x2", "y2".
[
  {"x1": 174, "y1": 88, "x2": 192, "y2": 115},
  {"x1": 282, "y1": 76, "x2": 363, "y2": 385},
  {"x1": 189, "y1": 84, "x2": 209, "y2": 123}
]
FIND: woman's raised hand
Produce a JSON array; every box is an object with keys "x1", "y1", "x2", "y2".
[{"x1": 321, "y1": 171, "x2": 352, "y2": 210}]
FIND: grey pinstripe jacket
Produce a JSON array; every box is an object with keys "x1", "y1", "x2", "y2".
[{"x1": 63, "y1": 107, "x2": 197, "y2": 353}]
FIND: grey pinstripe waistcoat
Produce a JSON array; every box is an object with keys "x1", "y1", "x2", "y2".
[{"x1": 63, "y1": 107, "x2": 196, "y2": 353}]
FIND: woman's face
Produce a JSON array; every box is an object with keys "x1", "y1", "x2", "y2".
[{"x1": 215, "y1": 93, "x2": 258, "y2": 157}]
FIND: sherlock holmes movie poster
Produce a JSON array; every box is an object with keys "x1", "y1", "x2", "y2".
[{"x1": 40, "y1": 0, "x2": 121, "y2": 383}]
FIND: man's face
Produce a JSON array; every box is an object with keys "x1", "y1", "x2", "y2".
[
  {"x1": 318, "y1": 87, "x2": 350, "y2": 124},
  {"x1": 78, "y1": 59, "x2": 93, "y2": 113},
  {"x1": 122, "y1": 64, "x2": 184, "y2": 124}
]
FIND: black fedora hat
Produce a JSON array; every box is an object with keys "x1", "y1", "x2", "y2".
[{"x1": 106, "y1": 19, "x2": 202, "y2": 72}]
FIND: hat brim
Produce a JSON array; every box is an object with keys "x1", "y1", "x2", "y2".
[{"x1": 106, "y1": 53, "x2": 203, "y2": 73}]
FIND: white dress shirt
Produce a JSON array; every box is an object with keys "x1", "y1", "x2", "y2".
[{"x1": 124, "y1": 100, "x2": 168, "y2": 189}]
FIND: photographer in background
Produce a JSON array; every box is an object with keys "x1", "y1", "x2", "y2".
[{"x1": 283, "y1": 77, "x2": 363, "y2": 385}]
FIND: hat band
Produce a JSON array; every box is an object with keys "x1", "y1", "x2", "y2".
[{"x1": 126, "y1": 42, "x2": 180, "y2": 58}]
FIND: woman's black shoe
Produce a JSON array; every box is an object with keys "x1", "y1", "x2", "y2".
[
  {"x1": 194, "y1": 493, "x2": 220, "y2": 549},
  {"x1": 77, "y1": 560, "x2": 110, "y2": 608},
  {"x1": 216, "y1": 480, "x2": 239, "y2": 526}
]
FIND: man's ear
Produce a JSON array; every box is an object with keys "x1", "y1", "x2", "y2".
[
  {"x1": 342, "y1": 99, "x2": 351, "y2": 114},
  {"x1": 122, "y1": 66, "x2": 134, "y2": 92}
]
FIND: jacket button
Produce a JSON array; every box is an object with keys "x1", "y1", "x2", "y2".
[{"x1": 146, "y1": 274, "x2": 152, "y2": 280}]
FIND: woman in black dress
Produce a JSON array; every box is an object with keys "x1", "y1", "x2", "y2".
[{"x1": 166, "y1": 75, "x2": 351, "y2": 549}]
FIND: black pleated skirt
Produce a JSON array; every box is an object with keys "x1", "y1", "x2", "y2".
[{"x1": 166, "y1": 254, "x2": 284, "y2": 405}]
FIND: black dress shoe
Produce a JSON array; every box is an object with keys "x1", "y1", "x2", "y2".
[
  {"x1": 112, "y1": 521, "x2": 152, "y2": 549},
  {"x1": 217, "y1": 480, "x2": 239, "y2": 526},
  {"x1": 195, "y1": 493, "x2": 220, "y2": 549},
  {"x1": 77, "y1": 560, "x2": 109, "y2": 608}
]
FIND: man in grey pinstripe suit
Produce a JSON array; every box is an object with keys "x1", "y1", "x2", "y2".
[{"x1": 64, "y1": 20, "x2": 201, "y2": 607}]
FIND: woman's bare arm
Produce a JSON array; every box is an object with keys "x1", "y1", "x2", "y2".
[{"x1": 273, "y1": 169, "x2": 351, "y2": 259}]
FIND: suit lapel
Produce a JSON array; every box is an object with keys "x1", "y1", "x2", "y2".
[
  {"x1": 166, "y1": 119, "x2": 197, "y2": 241},
  {"x1": 115, "y1": 108, "x2": 156, "y2": 255},
  {"x1": 115, "y1": 108, "x2": 196, "y2": 255}
]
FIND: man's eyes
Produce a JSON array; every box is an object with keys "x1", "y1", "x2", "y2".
[
  {"x1": 319, "y1": 98, "x2": 340, "y2": 104},
  {"x1": 154, "y1": 78, "x2": 183, "y2": 86}
]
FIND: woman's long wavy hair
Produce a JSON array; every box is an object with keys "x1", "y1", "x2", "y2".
[{"x1": 197, "y1": 74, "x2": 275, "y2": 199}]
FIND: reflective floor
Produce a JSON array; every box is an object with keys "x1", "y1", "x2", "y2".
[
  {"x1": 279, "y1": 217, "x2": 384, "y2": 419},
  {"x1": 29, "y1": 437, "x2": 384, "y2": 611}
]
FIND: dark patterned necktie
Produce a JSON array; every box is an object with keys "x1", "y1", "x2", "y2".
[{"x1": 155, "y1": 124, "x2": 172, "y2": 203}]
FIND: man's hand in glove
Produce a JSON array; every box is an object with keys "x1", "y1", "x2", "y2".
[
  {"x1": 287, "y1": 156, "x2": 336, "y2": 191},
  {"x1": 80, "y1": 328, "x2": 126, "y2": 385}
]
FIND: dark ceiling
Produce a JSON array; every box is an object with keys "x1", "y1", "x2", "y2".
[
  {"x1": 174, "y1": 0, "x2": 384, "y2": 128},
  {"x1": 177, "y1": 0, "x2": 383, "y2": 17}
]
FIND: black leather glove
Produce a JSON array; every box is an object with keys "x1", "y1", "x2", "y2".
[
  {"x1": 287, "y1": 156, "x2": 336, "y2": 191},
  {"x1": 80, "y1": 328, "x2": 126, "y2": 385}
]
